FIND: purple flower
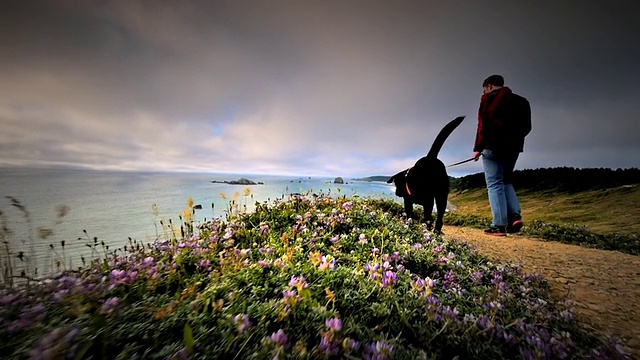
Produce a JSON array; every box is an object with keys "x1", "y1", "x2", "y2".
[
  {"x1": 364, "y1": 340, "x2": 394, "y2": 360},
  {"x1": 233, "y1": 314, "x2": 252, "y2": 334},
  {"x1": 325, "y1": 317, "x2": 342, "y2": 332},
  {"x1": 8, "y1": 318, "x2": 31, "y2": 333},
  {"x1": 329, "y1": 236, "x2": 340, "y2": 244},
  {"x1": 289, "y1": 275, "x2": 308, "y2": 290},
  {"x1": 142, "y1": 256, "x2": 155, "y2": 267},
  {"x1": 342, "y1": 202, "x2": 353, "y2": 211},
  {"x1": 476, "y1": 315, "x2": 491, "y2": 331},
  {"x1": 269, "y1": 329, "x2": 290, "y2": 348},
  {"x1": 0, "y1": 293, "x2": 21, "y2": 306},
  {"x1": 470, "y1": 271, "x2": 483, "y2": 283},
  {"x1": 381, "y1": 271, "x2": 397, "y2": 288},
  {"x1": 342, "y1": 338, "x2": 360, "y2": 353},
  {"x1": 101, "y1": 297, "x2": 120, "y2": 313},
  {"x1": 319, "y1": 335, "x2": 340, "y2": 355}
]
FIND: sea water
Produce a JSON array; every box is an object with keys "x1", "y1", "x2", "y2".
[{"x1": 0, "y1": 167, "x2": 396, "y2": 277}]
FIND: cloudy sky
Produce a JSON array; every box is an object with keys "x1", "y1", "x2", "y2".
[{"x1": 1, "y1": 1, "x2": 639, "y2": 177}]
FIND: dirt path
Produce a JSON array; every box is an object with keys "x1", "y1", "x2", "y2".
[{"x1": 443, "y1": 225, "x2": 640, "y2": 358}]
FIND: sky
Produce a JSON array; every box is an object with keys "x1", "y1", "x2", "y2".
[{"x1": 1, "y1": 1, "x2": 639, "y2": 178}]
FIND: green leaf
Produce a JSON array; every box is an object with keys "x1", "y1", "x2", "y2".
[{"x1": 184, "y1": 323, "x2": 195, "y2": 355}]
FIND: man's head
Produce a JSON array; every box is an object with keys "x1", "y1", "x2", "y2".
[{"x1": 482, "y1": 74, "x2": 504, "y2": 95}]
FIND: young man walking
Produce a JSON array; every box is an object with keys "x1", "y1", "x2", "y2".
[{"x1": 472, "y1": 75, "x2": 532, "y2": 236}]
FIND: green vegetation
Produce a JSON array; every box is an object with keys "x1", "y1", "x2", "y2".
[
  {"x1": 451, "y1": 167, "x2": 640, "y2": 194},
  {"x1": 353, "y1": 176, "x2": 390, "y2": 182},
  {"x1": 0, "y1": 195, "x2": 626, "y2": 359},
  {"x1": 447, "y1": 167, "x2": 640, "y2": 255}
]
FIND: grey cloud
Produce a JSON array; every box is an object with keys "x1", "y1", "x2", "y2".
[{"x1": 0, "y1": 1, "x2": 639, "y2": 176}]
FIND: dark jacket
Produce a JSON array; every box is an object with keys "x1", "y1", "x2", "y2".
[{"x1": 473, "y1": 87, "x2": 531, "y2": 153}]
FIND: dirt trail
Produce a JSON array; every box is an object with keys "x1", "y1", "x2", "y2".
[{"x1": 443, "y1": 225, "x2": 640, "y2": 358}]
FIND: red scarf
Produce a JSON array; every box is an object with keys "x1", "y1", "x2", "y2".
[
  {"x1": 478, "y1": 87, "x2": 512, "y2": 126},
  {"x1": 474, "y1": 87, "x2": 512, "y2": 150}
]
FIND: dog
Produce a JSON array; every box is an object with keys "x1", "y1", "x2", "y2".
[{"x1": 387, "y1": 116, "x2": 465, "y2": 232}]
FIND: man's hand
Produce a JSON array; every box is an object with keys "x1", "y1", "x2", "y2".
[{"x1": 472, "y1": 151, "x2": 482, "y2": 161}]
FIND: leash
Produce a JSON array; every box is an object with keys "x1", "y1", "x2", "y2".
[{"x1": 447, "y1": 154, "x2": 481, "y2": 167}]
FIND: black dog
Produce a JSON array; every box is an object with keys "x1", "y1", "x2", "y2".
[{"x1": 387, "y1": 116, "x2": 465, "y2": 232}]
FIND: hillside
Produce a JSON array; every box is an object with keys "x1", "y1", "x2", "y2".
[
  {"x1": 352, "y1": 175, "x2": 390, "y2": 182},
  {"x1": 448, "y1": 167, "x2": 640, "y2": 235},
  {"x1": 451, "y1": 167, "x2": 640, "y2": 193}
]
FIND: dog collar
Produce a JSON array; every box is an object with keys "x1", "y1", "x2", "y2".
[{"x1": 405, "y1": 168, "x2": 412, "y2": 196}]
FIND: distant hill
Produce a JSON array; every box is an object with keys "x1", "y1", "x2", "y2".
[
  {"x1": 353, "y1": 175, "x2": 390, "y2": 182},
  {"x1": 451, "y1": 167, "x2": 640, "y2": 193}
]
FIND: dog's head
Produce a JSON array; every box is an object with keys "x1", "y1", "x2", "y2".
[{"x1": 387, "y1": 169, "x2": 409, "y2": 197}]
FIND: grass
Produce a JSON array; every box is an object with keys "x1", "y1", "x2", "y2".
[
  {"x1": 0, "y1": 195, "x2": 628, "y2": 359},
  {"x1": 448, "y1": 185, "x2": 640, "y2": 236},
  {"x1": 445, "y1": 186, "x2": 640, "y2": 255}
]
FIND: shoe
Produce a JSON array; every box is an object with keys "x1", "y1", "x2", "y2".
[
  {"x1": 507, "y1": 213, "x2": 523, "y2": 233},
  {"x1": 484, "y1": 226, "x2": 507, "y2": 236},
  {"x1": 508, "y1": 220, "x2": 523, "y2": 233}
]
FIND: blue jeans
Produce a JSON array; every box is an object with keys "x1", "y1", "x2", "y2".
[{"x1": 482, "y1": 149, "x2": 521, "y2": 227}]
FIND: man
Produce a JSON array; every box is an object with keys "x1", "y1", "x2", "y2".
[{"x1": 472, "y1": 74, "x2": 532, "y2": 236}]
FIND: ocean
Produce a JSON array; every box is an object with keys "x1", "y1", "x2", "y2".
[{"x1": 0, "y1": 167, "x2": 396, "y2": 277}]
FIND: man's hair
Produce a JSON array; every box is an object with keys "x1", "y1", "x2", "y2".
[{"x1": 482, "y1": 74, "x2": 504, "y2": 87}]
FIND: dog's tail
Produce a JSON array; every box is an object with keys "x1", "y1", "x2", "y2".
[{"x1": 426, "y1": 116, "x2": 465, "y2": 159}]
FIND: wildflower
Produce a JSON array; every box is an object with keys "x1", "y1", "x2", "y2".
[
  {"x1": 289, "y1": 275, "x2": 308, "y2": 291},
  {"x1": 325, "y1": 288, "x2": 336, "y2": 302},
  {"x1": 325, "y1": 317, "x2": 342, "y2": 332},
  {"x1": 358, "y1": 234, "x2": 368, "y2": 244},
  {"x1": 341, "y1": 201, "x2": 353, "y2": 211},
  {"x1": 308, "y1": 251, "x2": 322, "y2": 266},
  {"x1": 257, "y1": 260, "x2": 270, "y2": 267},
  {"x1": 198, "y1": 259, "x2": 211, "y2": 270},
  {"x1": 269, "y1": 329, "x2": 290, "y2": 349},
  {"x1": 146, "y1": 266, "x2": 158, "y2": 278},
  {"x1": 233, "y1": 314, "x2": 252, "y2": 334},
  {"x1": 53, "y1": 289, "x2": 69, "y2": 302},
  {"x1": 319, "y1": 335, "x2": 340, "y2": 356},
  {"x1": 142, "y1": 256, "x2": 155, "y2": 268},
  {"x1": 364, "y1": 340, "x2": 394, "y2": 360},
  {"x1": 283, "y1": 290, "x2": 301, "y2": 306},
  {"x1": 101, "y1": 297, "x2": 120, "y2": 314},
  {"x1": 411, "y1": 276, "x2": 426, "y2": 292},
  {"x1": 0, "y1": 293, "x2": 21, "y2": 306},
  {"x1": 381, "y1": 271, "x2": 397, "y2": 288},
  {"x1": 318, "y1": 255, "x2": 336, "y2": 271},
  {"x1": 470, "y1": 271, "x2": 483, "y2": 284},
  {"x1": 476, "y1": 314, "x2": 492, "y2": 331},
  {"x1": 329, "y1": 235, "x2": 339, "y2": 244},
  {"x1": 342, "y1": 338, "x2": 360, "y2": 353},
  {"x1": 29, "y1": 326, "x2": 81, "y2": 360}
]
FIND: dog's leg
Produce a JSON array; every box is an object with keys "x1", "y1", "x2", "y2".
[
  {"x1": 423, "y1": 197, "x2": 435, "y2": 230},
  {"x1": 403, "y1": 198, "x2": 416, "y2": 219},
  {"x1": 434, "y1": 193, "x2": 448, "y2": 233}
]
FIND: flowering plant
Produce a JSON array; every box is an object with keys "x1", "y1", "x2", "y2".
[{"x1": 0, "y1": 195, "x2": 626, "y2": 359}]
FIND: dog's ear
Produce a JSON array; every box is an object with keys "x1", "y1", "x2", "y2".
[{"x1": 388, "y1": 169, "x2": 408, "y2": 183}]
